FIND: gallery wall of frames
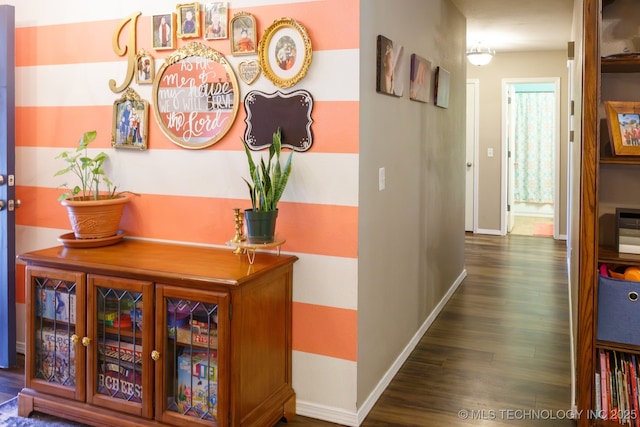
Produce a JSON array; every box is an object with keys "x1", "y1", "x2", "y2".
[{"x1": 110, "y1": 3, "x2": 315, "y2": 151}]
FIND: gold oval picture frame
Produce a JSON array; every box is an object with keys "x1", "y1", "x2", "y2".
[
  {"x1": 152, "y1": 42, "x2": 240, "y2": 149},
  {"x1": 258, "y1": 18, "x2": 312, "y2": 88}
]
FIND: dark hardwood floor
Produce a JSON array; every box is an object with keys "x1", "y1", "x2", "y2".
[
  {"x1": 0, "y1": 353, "x2": 23, "y2": 403},
  {"x1": 1, "y1": 234, "x2": 574, "y2": 426}
]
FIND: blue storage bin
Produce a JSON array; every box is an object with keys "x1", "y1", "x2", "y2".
[{"x1": 597, "y1": 275, "x2": 640, "y2": 345}]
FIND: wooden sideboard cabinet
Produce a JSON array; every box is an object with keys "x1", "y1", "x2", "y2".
[{"x1": 17, "y1": 239, "x2": 297, "y2": 427}]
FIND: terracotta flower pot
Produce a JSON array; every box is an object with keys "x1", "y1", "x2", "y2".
[{"x1": 61, "y1": 193, "x2": 131, "y2": 239}]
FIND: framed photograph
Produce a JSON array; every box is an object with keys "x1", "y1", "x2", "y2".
[
  {"x1": 176, "y1": 3, "x2": 200, "y2": 39},
  {"x1": 376, "y1": 35, "x2": 404, "y2": 97},
  {"x1": 258, "y1": 17, "x2": 313, "y2": 88},
  {"x1": 112, "y1": 87, "x2": 149, "y2": 150},
  {"x1": 409, "y1": 54, "x2": 431, "y2": 103},
  {"x1": 152, "y1": 13, "x2": 175, "y2": 50},
  {"x1": 434, "y1": 66, "x2": 450, "y2": 108},
  {"x1": 135, "y1": 49, "x2": 154, "y2": 84},
  {"x1": 204, "y1": 2, "x2": 228, "y2": 40},
  {"x1": 230, "y1": 12, "x2": 257, "y2": 55},
  {"x1": 605, "y1": 101, "x2": 640, "y2": 156}
]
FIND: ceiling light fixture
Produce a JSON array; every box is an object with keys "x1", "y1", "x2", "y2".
[{"x1": 466, "y1": 42, "x2": 495, "y2": 66}]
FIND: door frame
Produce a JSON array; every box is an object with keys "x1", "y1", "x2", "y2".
[
  {"x1": 465, "y1": 79, "x2": 479, "y2": 233},
  {"x1": 500, "y1": 77, "x2": 561, "y2": 238}
]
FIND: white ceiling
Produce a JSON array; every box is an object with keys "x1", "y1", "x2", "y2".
[{"x1": 450, "y1": 0, "x2": 575, "y2": 53}]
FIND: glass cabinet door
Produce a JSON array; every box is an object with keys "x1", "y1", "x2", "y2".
[
  {"x1": 87, "y1": 275, "x2": 154, "y2": 419},
  {"x1": 27, "y1": 267, "x2": 85, "y2": 401},
  {"x1": 155, "y1": 285, "x2": 228, "y2": 426}
]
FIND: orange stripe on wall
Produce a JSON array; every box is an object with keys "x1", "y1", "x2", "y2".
[
  {"x1": 16, "y1": 187, "x2": 358, "y2": 259},
  {"x1": 16, "y1": 0, "x2": 359, "y2": 67},
  {"x1": 16, "y1": 264, "x2": 25, "y2": 304},
  {"x1": 292, "y1": 302, "x2": 357, "y2": 361},
  {"x1": 16, "y1": 101, "x2": 359, "y2": 153}
]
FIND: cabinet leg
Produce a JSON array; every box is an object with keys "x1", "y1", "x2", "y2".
[
  {"x1": 282, "y1": 393, "x2": 296, "y2": 422},
  {"x1": 17, "y1": 393, "x2": 33, "y2": 418}
]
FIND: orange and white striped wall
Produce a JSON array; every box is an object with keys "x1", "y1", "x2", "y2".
[{"x1": 12, "y1": 0, "x2": 360, "y2": 422}]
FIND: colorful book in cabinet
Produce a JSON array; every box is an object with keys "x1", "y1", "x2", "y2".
[{"x1": 35, "y1": 327, "x2": 76, "y2": 386}]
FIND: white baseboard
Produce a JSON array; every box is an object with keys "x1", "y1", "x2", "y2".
[
  {"x1": 296, "y1": 400, "x2": 359, "y2": 426},
  {"x1": 16, "y1": 341, "x2": 24, "y2": 355},
  {"x1": 476, "y1": 228, "x2": 502, "y2": 235},
  {"x1": 295, "y1": 269, "x2": 468, "y2": 426}
]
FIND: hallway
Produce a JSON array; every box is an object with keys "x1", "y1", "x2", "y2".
[{"x1": 280, "y1": 233, "x2": 573, "y2": 426}]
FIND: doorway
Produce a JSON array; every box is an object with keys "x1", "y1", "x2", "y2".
[
  {"x1": 465, "y1": 79, "x2": 479, "y2": 233},
  {"x1": 502, "y1": 78, "x2": 560, "y2": 238}
]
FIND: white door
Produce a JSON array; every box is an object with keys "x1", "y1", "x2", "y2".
[
  {"x1": 465, "y1": 80, "x2": 478, "y2": 232},
  {"x1": 506, "y1": 85, "x2": 516, "y2": 233}
]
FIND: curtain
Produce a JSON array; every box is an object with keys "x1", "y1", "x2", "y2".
[{"x1": 513, "y1": 91, "x2": 555, "y2": 204}]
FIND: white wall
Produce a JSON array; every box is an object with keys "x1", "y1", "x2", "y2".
[{"x1": 357, "y1": 0, "x2": 467, "y2": 415}]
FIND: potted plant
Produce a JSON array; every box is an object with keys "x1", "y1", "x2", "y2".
[
  {"x1": 242, "y1": 128, "x2": 293, "y2": 243},
  {"x1": 54, "y1": 130, "x2": 131, "y2": 240}
]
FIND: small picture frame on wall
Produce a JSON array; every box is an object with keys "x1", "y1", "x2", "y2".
[
  {"x1": 135, "y1": 49, "x2": 154, "y2": 84},
  {"x1": 258, "y1": 17, "x2": 313, "y2": 88},
  {"x1": 605, "y1": 101, "x2": 640, "y2": 156},
  {"x1": 112, "y1": 88, "x2": 149, "y2": 150},
  {"x1": 376, "y1": 35, "x2": 404, "y2": 97},
  {"x1": 409, "y1": 54, "x2": 431, "y2": 103},
  {"x1": 230, "y1": 12, "x2": 257, "y2": 55},
  {"x1": 152, "y1": 13, "x2": 175, "y2": 50},
  {"x1": 204, "y1": 2, "x2": 228, "y2": 40},
  {"x1": 176, "y1": 2, "x2": 201, "y2": 39},
  {"x1": 434, "y1": 66, "x2": 450, "y2": 108}
]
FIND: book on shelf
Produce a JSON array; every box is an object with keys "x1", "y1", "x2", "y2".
[
  {"x1": 600, "y1": 348, "x2": 609, "y2": 420},
  {"x1": 597, "y1": 348, "x2": 640, "y2": 427}
]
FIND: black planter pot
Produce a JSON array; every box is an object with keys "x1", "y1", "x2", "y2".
[{"x1": 244, "y1": 209, "x2": 278, "y2": 243}]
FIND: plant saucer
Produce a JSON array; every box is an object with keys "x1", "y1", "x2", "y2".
[{"x1": 58, "y1": 230, "x2": 127, "y2": 248}]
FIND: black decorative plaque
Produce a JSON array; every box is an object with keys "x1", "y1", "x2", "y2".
[{"x1": 244, "y1": 89, "x2": 313, "y2": 151}]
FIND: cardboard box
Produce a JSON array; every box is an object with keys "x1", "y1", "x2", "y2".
[
  {"x1": 35, "y1": 327, "x2": 76, "y2": 385},
  {"x1": 97, "y1": 355, "x2": 143, "y2": 402},
  {"x1": 176, "y1": 350, "x2": 218, "y2": 420},
  {"x1": 176, "y1": 325, "x2": 218, "y2": 348},
  {"x1": 36, "y1": 289, "x2": 76, "y2": 324},
  {"x1": 98, "y1": 339, "x2": 143, "y2": 365}
]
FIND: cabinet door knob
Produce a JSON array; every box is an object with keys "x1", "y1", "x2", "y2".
[
  {"x1": 81, "y1": 337, "x2": 92, "y2": 347},
  {"x1": 71, "y1": 334, "x2": 79, "y2": 344},
  {"x1": 151, "y1": 350, "x2": 160, "y2": 361}
]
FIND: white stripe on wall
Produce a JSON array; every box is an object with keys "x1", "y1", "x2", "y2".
[
  {"x1": 16, "y1": 49, "x2": 359, "y2": 106},
  {"x1": 293, "y1": 253, "x2": 357, "y2": 310},
  {"x1": 292, "y1": 350, "x2": 357, "y2": 413},
  {"x1": 11, "y1": 0, "x2": 313, "y2": 27},
  {"x1": 17, "y1": 147, "x2": 359, "y2": 207}
]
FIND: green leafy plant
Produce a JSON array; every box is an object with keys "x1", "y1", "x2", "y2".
[
  {"x1": 242, "y1": 128, "x2": 293, "y2": 212},
  {"x1": 54, "y1": 130, "x2": 119, "y2": 201}
]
